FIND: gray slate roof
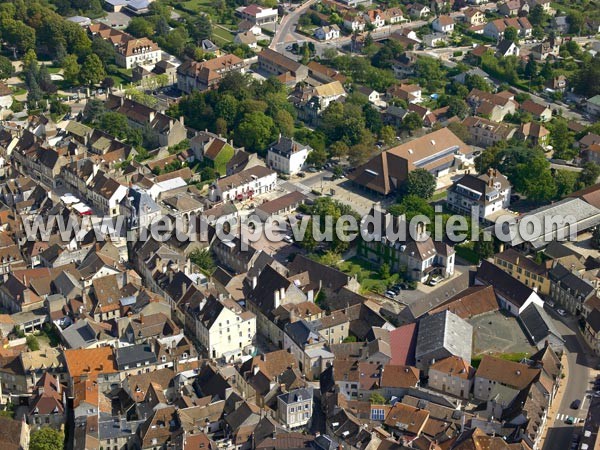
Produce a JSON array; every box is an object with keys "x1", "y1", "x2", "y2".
[
  {"x1": 278, "y1": 387, "x2": 313, "y2": 404},
  {"x1": 415, "y1": 310, "x2": 473, "y2": 363}
]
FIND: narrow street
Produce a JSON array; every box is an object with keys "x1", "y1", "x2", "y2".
[{"x1": 542, "y1": 312, "x2": 598, "y2": 450}]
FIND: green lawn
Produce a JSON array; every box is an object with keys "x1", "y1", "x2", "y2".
[
  {"x1": 455, "y1": 242, "x2": 480, "y2": 264},
  {"x1": 212, "y1": 26, "x2": 234, "y2": 45},
  {"x1": 180, "y1": 0, "x2": 213, "y2": 12},
  {"x1": 431, "y1": 190, "x2": 447, "y2": 202},
  {"x1": 471, "y1": 352, "x2": 530, "y2": 369},
  {"x1": 339, "y1": 257, "x2": 401, "y2": 294}
]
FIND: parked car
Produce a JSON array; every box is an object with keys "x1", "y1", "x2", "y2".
[
  {"x1": 546, "y1": 300, "x2": 555, "y2": 308},
  {"x1": 571, "y1": 399, "x2": 581, "y2": 409},
  {"x1": 557, "y1": 308, "x2": 567, "y2": 316},
  {"x1": 385, "y1": 290, "x2": 396, "y2": 298},
  {"x1": 297, "y1": 172, "x2": 306, "y2": 178},
  {"x1": 307, "y1": 167, "x2": 318, "y2": 173},
  {"x1": 428, "y1": 275, "x2": 443, "y2": 286}
]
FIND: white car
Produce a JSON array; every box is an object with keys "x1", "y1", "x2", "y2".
[
  {"x1": 546, "y1": 300, "x2": 555, "y2": 308},
  {"x1": 557, "y1": 308, "x2": 567, "y2": 316}
]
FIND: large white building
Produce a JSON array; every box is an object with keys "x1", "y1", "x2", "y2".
[
  {"x1": 209, "y1": 166, "x2": 277, "y2": 202},
  {"x1": 194, "y1": 295, "x2": 256, "y2": 361},
  {"x1": 237, "y1": 4, "x2": 278, "y2": 25},
  {"x1": 446, "y1": 169, "x2": 511, "y2": 221},
  {"x1": 267, "y1": 136, "x2": 312, "y2": 175},
  {"x1": 277, "y1": 387, "x2": 313, "y2": 429}
]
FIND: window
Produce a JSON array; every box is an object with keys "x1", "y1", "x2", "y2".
[{"x1": 371, "y1": 409, "x2": 385, "y2": 420}]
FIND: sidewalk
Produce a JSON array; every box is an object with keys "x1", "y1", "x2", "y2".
[{"x1": 538, "y1": 352, "x2": 570, "y2": 449}]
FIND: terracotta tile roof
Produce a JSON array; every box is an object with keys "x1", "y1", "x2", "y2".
[
  {"x1": 520, "y1": 99, "x2": 550, "y2": 116},
  {"x1": 427, "y1": 285, "x2": 499, "y2": 319},
  {"x1": 475, "y1": 355, "x2": 540, "y2": 390},
  {"x1": 0, "y1": 83, "x2": 11, "y2": 97},
  {"x1": 384, "y1": 403, "x2": 429, "y2": 435},
  {"x1": 380, "y1": 365, "x2": 420, "y2": 388},
  {"x1": 64, "y1": 346, "x2": 117, "y2": 381},
  {"x1": 389, "y1": 323, "x2": 418, "y2": 366},
  {"x1": 429, "y1": 356, "x2": 474, "y2": 380}
]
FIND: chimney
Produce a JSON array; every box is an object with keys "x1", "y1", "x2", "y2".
[
  {"x1": 179, "y1": 116, "x2": 184, "y2": 127},
  {"x1": 274, "y1": 289, "x2": 281, "y2": 309},
  {"x1": 140, "y1": 313, "x2": 144, "y2": 324}
]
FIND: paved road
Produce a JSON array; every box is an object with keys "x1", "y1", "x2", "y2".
[
  {"x1": 543, "y1": 311, "x2": 598, "y2": 450},
  {"x1": 270, "y1": 0, "x2": 318, "y2": 51}
]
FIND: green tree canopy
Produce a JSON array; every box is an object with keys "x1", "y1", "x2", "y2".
[
  {"x1": 79, "y1": 54, "x2": 106, "y2": 85},
  {"x1": 235, "y1": 112, "x2": 276, "y2": 153},
  {"x1": 30, "y1": 427, "x2": 64, "y2": 450},
  {"x1": 402, "y1": 168, "x2": 436, "y2": 200}
]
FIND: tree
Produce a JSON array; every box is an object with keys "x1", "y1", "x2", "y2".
[
  {"x1": 26, "y1": 335, "x2": 39, "y2": 351},
  {"x1": 524, "y1": 57, "x2": 538, "y2": 79},
  {"x1": 126, "y1": 17, "x2": 155, "y2": 38},
  {"x1": 529, "y1": 4, "x2": 546, "y2": 27},
  {"x1": 446, "y1": 96, "x2": 470, "y2": 119},
  {"x1": 101, "y1": 76, "x2": 115, "y2": 92},
  {"x1": 79, "y1": 54, "x2": 105, "y2": 86},
  {"x1": 274, "y1": 109, "x2": 294, "y2": 137},
  {"x1": 348, "y1": 143, "x2": 372, "y2": 166},
  {"x1": 579, "y1": 162, "x2": 600, "y2": 187},
  {"x1": 474, "y1": 234, "x2": 494, "y2": 261},
  {"x1": 91, "y1": 36, "x2": 117, "y2": 67},
  {"x1": 402, "y1": 112, "x2": 423, "y2": 134},
  {"x1": 235, "y1": 112, "x2": 276, "y2": 153},
  {"x1": 447, "y1": 121, "x2": 470, "y2": 143},
  {"x1": 307, "y1": 148, "x2": 328, "y2": 168},
  {"x1": 551, "y1": 119, "x2": 575, "y2": 159},
  {"x1": 574, "y1": 55, "x2": 600, "y2": 97},
  {"x1": 388, "y1": 195, "x2": 434, "y2": 221},
  {"x1": 568, "y1": 11, "x2": 584, "y2": 35},
  {"x1": 403, "y1": 168, "x2": 436, "y2": 199},
  {"x1": 30, "y1": 427, "x2": 64, "y2": 450},
  {"x1": 26, "y1": 77, "x2": 43, "y2": 109},
  {"x1": 192, "y1": 14, "x2": 212, "y2": 43},
  {"x1": 38, "y1": 65, "x2": 56, "y2": 93},
  {"x1": 329, "y1": 140, "x2": 349, "y2": 159},
  {"x1": 504, "y1": 26, "x2": 518, "y2": 43},
  {"x1": 503, "y1": 146, "x2": 557, "y2": 202},
  {"x1": 318, "y1": 251, "x2": 341, "y2": 268},
  {"x1": 0, "y1": 56, "x2": 13, "y2": 80},
  {"x1": 555, "y1": 170, "x2": 579, "y2": 198},
  {"x1": 190, "y1": 249, "x2": 215, "y2": 275},
  {"x1": 370, "y1": 392, "x2": 386, "y2": 404},
  {"x1": 379, "y1": 263, "x2": 390, "y2": 280},
  {"x1": 380, "y1": 125, "x2": 396, "y2": 146}
]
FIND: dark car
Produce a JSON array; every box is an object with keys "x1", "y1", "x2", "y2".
[{"x1": 571, "y1": 399, "x2": 581, "y2": 409}]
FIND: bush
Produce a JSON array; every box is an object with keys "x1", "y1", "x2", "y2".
[
  {"x1": 26, "y1": 335, "x2": 40, "y2": 351},
  {"x1": 453, "y1": 51, "x2": 463, "y2": 57}
]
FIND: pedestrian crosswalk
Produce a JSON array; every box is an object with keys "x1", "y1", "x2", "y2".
[{"x1": 556, "y1": 413, "x2": 584, "y2": 423}]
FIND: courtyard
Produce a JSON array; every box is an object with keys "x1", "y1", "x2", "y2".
[{"x1": 469, "y1": 310, "x2": 537, "y2": 362}]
